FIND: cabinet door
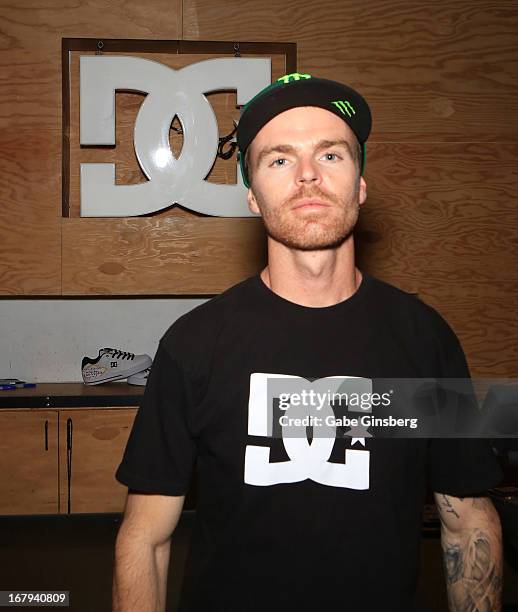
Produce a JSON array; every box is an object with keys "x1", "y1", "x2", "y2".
[
  {"x1": 0, "y1": 410, "x2": 59, "y2": 515},
  {"x1": 59, "y1": 408, "x2": 136, "y2": 513}
]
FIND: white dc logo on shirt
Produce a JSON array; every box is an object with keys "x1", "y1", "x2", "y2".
[{"x1": 244, "y1": 373, "x2": 371, "y2": 490}]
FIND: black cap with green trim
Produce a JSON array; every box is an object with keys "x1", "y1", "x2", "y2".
[{"x1": 236, "y1": 72, "x2": 372, "y2": 188}]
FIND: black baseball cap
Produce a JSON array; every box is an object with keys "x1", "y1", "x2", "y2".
[{"x1": 237, "y1": 72, "x2": 372, "y2": 188}]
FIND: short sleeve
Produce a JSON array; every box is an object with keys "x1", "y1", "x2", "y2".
[
  {"x1": 115, "y1": 340, "x2": 197, "y2": 495},
  {"x1": 425, "y1": 306, "x2": 503, "y2": 495},
  {"x1": 428, "y1": 438, "x2": 503, "y2": 496}
]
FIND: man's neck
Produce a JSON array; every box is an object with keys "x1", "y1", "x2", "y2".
[{"x1": 261, "y1": 236, "x2": 361, "y2": 307}]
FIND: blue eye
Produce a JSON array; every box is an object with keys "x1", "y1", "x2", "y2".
[
  {"x1": 271, "y1": 158, "x2": 287, "y2": 167},
  {"x1": 322, "y1": 152, "x2": 339, "y2": 161}
]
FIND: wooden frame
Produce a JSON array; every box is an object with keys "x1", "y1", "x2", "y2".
[
  {"x1": 58, "y1": 39, "x2": 296, "y2": 295},
  {"x1": 61, "y1": 38, "x2": 297, "y2": 217}
]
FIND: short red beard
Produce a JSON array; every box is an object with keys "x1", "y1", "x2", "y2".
[{"x1": 257, "y1": 184, "x2": 360, "y2": 251}]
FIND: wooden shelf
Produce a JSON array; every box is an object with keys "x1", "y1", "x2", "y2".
[{"x1": 0, "y1": 382, "x2": 145, "y2": 409}]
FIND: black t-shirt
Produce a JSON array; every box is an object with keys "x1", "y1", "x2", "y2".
[{"x1": 116, "y1": 273, "x2": 502, "y2": 612}]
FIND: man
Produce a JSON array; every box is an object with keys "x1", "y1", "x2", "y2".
[{"x1": 113, "y1": 73, "x2": 503, "y2": 611}]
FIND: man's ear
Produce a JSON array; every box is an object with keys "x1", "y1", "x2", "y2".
[
  {"x1": 358, "y1": 177, "x2": 367, "y2": 206},
  {"x1": 247, "y1": 187, "x2": 261, "y2": 216}
]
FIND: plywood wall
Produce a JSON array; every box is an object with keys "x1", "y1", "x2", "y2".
[
  {"x1": 0, "y1": 0, "x2": 517, "y2": 376},
  {"x1": 0, "y1": 0, "x2": 182, "y2": 295}
]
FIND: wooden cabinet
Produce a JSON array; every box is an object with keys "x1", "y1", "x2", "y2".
[
  {"x1": 58, "y1": 408, "x2": 136, "y2": 514},
  {"x1": 0, "y1": 407, "x2": 136, "y2": 515},
  {"x1": 0, "y1": 410, "x2": 59, "y2": 515},
  {"x1": 0, "y1": 407, "x2": 137, "y2": 515},
  {"x1": 0, "y1": 383, "x2": 143, "y2": 515}
]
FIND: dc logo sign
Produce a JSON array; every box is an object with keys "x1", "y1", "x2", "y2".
[
  {"x1": 79, "y1": 56, "x2": 271, "y2": 217},
  {"x1": 244, "y1": 373, "x2": 371, "y2": 490}
]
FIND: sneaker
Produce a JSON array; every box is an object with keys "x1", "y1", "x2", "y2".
[
  {"x1": 127, "y1": 367, "x2": 151, "y2": 386},
  {"x1": 82, "y1": 348, "x2": 152, "y2": 385}
]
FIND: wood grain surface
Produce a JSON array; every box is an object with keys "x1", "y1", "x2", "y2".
[
  {"x1": 356, "y1": 142, "x2": 518, "y2": 285},
  {"x1": 62, "y1": 213, "x2": 267, "y2": 294},
  {"x1": 58, "y1": 408, "x2": 137, "y2": 513},
  {"x1": 0, "y1": 410, "x2": 59, "y2": 515},
  {"x1": 0, "y1": 0, "x2": 182, "y2": 294},
  {"x1": 0, "y1": 127, "x2": 61, "y2": 294},
  {"x1": 183, "y1": 0, "x2": 518, "y2": 142}
]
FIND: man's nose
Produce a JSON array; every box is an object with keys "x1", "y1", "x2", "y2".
[{"x1": 296, "y1": 156, "x2": 321, "y2": 184}]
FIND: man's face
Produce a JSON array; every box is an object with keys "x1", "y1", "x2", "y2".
[{"x1": 246, "y1": 106, "x2": 367, "y2": 251}]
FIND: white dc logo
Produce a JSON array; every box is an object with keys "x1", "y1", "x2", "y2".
[
  {"x1": 79, "y1": 56, "x2": 271, "y2": 217},
  {"x1": 244, "y1": 373, "x2": 371, "y2": 490}
]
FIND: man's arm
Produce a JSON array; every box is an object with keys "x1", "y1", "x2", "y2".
[
  {"x1": 113, "y1": 491, "x2": 185, "y2": 612},
  {"x1": 434, "y1": 492, "x2": 503, "y2": 611}
]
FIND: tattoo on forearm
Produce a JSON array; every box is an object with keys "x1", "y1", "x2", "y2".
[
  {"x1": 444, "y1": 544, "x2": 463, "y2": 584},
  {"x1": 442, "y1": 529, "x2": 502, "y2": 612},
  {"x1": 440, "y1": 494, "x2": 460, "y2": 520}
]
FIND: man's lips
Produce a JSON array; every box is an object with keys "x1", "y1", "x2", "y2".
[{"x1": 291, "y1": 198, "x2": 330, "y2": 210}]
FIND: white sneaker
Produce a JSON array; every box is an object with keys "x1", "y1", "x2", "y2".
[
  {"x1": 82, "y1": 348, "x2": 152, "y2": 385},
  {"x1": 127, "y1": 367, "x2": 151, "y2": 386}
]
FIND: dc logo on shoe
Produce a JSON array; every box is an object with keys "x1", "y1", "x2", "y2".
[
  {"x1": 81, "y1": 348, "x2": 152, "y2": 385},
  {"x1": 79, "y1": 57, "x2": 271, "y2": 217}
]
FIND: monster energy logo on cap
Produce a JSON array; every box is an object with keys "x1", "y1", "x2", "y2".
[
  {"x1": 332, "y1": 100, "x2": 356, "y2": 118},
  {"x1": 277, "y1": 72, "x2": 312, "y2": 84}
]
